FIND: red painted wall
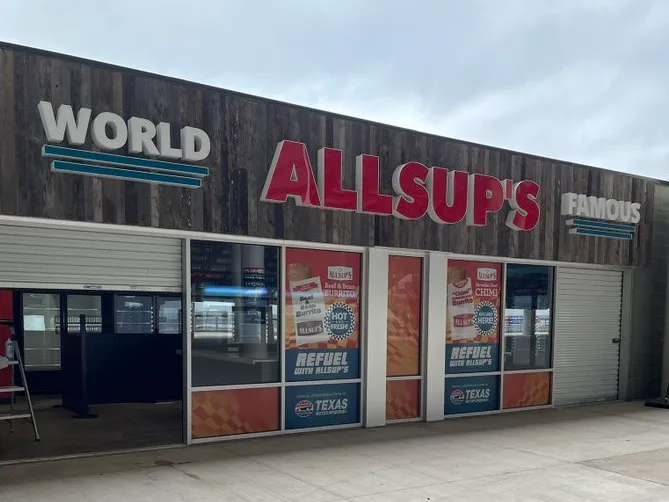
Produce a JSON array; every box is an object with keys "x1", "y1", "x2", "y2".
[{"x1": 0, "y1": 290, "x2": 13, "y2": 397}]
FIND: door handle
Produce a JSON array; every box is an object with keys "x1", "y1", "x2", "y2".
[
  {"x1": 176, "y1": 349, "x2": 183, "y2": 355},
  {"x1": 612, "y1": 338, "x2": 621, "y2": 344}
]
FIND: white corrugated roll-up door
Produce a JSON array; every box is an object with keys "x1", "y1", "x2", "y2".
[
  {"x1": 0, "y1": 222, "x2": 182, "y2": 291},
  {"x1": 552, "y1": 267, "x2": 623, "y2": 406}
]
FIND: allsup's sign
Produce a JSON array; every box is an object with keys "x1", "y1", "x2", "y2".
[{"x1": 260, "y1": 140, "x2": 541, "y2": 231}]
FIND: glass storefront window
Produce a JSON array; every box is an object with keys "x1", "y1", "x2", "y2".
[
  {"x1": 115, "y1": 295, "x2": 155, "y2": 334},
  {"x1": 67, "y1": 295, "x2": 102, "y2": 333},
  {"x1": 190, "y1": 241, "x2": 280, "y2": 387},
  {"x1": 503, "y1": 264, "x2": 554, "y2": 371},
  {"x1": 158, "y1": 297, "x2": 182, "y2": 334},
  {"x1": 22, "y1": 293, "x2": 61, "y2": 371}
]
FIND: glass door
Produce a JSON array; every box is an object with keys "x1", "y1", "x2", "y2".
[
  {"x1": 67, "y1": 295, "x2": 103, "y2": 334},
  {"x1": 22, "y1": 293, "x2": 61, "y2": 372}
]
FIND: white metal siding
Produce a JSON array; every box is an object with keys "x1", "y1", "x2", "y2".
[
  {"x1": 0, "y1": 223, "x2": 181, "y2": 291},
  {"x1": 553, "y1": 267, "x2": 622, "y2": 406}
]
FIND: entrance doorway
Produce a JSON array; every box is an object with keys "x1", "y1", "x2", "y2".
[{"x1": 0, "y1": 289, "x2": 184, "y2": 462}]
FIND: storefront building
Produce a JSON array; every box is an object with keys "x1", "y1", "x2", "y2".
[{"x1": 0, "y1": 42, "x2": 668, "y2": 459}]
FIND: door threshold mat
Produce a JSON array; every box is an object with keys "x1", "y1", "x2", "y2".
[{"x1": 645, "y1": 398, "x2": 669, "y2": 409}]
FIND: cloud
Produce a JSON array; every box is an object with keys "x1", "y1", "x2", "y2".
[{"x1": 1, "y1": 0, "x2": 668, "y2": 178}]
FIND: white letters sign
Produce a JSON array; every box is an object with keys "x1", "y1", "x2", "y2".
[
  {"x1": 38, "y1": 101, "x2": 211, "y2": 189},
  {"x1": 560, "y1": 192, "x2": 641, "y2": 240}
]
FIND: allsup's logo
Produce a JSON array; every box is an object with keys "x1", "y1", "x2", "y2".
[
  {"x1": 38, "y1": 101, "x2": 211, "y2": 189},
  {"x1": 260, "y1": 140, "x2": 542, "y2": 231},
  {"x1": 560, "y1": 192, "x2": 641, "y2": 240},
  {"x1": 476, "y1": 268, "x2": 497, "y2": 282},
  {"x1": 327, "y1": 266, "x2": 353, "y2": 281}
]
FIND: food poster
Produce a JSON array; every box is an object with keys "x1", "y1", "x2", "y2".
[
  {"x1": 387, "y1": 255, "x2": 422, "y2": 377},
  {"x1": 285, "y1": 248, "x2": 361, "y2": 382},
  {"x1": 446, "y1": 260, "x2": 502, "y2": 373},
  {"x1": 285, "y1": 383, "x2": 360, "y2": 429}
]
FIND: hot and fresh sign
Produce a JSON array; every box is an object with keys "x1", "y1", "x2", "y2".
[
  {"x1": 38, "y1": 101, "x2": 211, "y2": 188},
  {"x1": 561, "y1": 192, "x2": 641, "y2": 240},
  {"x1": 260, "y1": 140, "x2": 542, "y2": 231}
]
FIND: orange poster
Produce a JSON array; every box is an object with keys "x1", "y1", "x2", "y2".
[
  {"x1": 386, "y1": 379, "x2": 421, "y2": 420},
  {"x1": 192, "y1": 387, "x2": 281, "y2": 438},
  {"x1": 387, "y1": 256, "x2": 422, "y2": 377},
  {"x1": 503, "y1": 372, "x2": 551, "y2": 409}
]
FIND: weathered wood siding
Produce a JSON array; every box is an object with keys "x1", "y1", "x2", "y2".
[{"x1": 0, "y1": 44, "x2": 657, "y2": 266}]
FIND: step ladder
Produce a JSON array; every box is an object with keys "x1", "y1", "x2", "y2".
[{"x1": 0, "y1": 338, "x2": 40, "y2": 441}]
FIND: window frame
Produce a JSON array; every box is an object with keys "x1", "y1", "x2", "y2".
[
  {"x1": 113, "y1": 293, "x2": 157, "y2": 335},
  {"x1": 157, "y1": 295, "x2": 184, "y2": 335},
  {"x1": 385, "y1": 252, "x2": 427, "y2": 423},
  {"x1": 502, "y1": 264, "x2": 556, "y2": 373},
  {"x1": 65, "y1": 293, "x2": 103, "y2": 335},
  {"x1": 19, "y1": 291, "x2": 63, "y2": 372},
  {"x1": 189, "y1": 240, "x2": 283, "y2": 388}
]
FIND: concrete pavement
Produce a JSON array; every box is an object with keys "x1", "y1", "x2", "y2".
[{"x1": 1, "y1": 402, "x2": 669, "y2": 501}]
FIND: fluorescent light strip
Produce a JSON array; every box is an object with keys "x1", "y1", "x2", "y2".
[{"x1": 203, "y1": 286, "x2": 269, "y2": 297}]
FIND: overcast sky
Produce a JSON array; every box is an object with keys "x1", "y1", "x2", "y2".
[{"x1": 2, "y1": 0, "x2": 668, "y2": 179}]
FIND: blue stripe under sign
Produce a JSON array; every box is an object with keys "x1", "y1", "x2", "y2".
[
  {"x1": 568, "y1": 227, "x2": 634, "y2": 240},
  {"x1": 43, "y1": 145, "x2": 209, "y2": 177},
  {"x1": 566, "y1": 218, "x2": 636, "y2": 233},
  {"x1": 51, "y1": 160, "x2": 202, "y2": 188}
]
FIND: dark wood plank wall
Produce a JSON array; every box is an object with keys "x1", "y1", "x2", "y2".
[{"x1": 0, "y1": 45, "x2": 657, "y2": 267}]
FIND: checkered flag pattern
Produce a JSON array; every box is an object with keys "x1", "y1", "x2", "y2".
[
  {"x1": 191, "y1": 389, "x2": 279, "y2": 439},
  {"x1": 386, "y1": 380, "x2": 420, "y2": 420},
  {"x1": 386, "y1": 264, "x2": 422, "y2": 376},
  {"x1": 510, "y1": 374, "x2": 551, "y2": 408}
]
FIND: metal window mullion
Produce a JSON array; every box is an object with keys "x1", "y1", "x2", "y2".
[
  {"x1": 183, "y1": 238, "x2": 192, "y2": 445},
  {"x1": 280, "y1": 245, "x2": 287, "y2": 432},
  {"x1": 500, "y1": 262, "x2": 507, "y2": 410}
]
